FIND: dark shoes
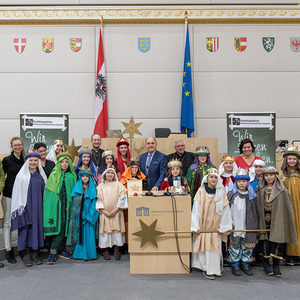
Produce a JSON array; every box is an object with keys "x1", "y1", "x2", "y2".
[
  {"x1": 32, "y1": 251, "x2": 43, "y2": 265},
  {"x1": 273, "y1": 265, "x2": 282, "y2": 278},
  {"x1": 262, "y1": 258, "x2": 274, "y2": 276},
  {"x1": 6, "y1": 251, "x2": 16, "y2": 264},
  {"x1": 0, "y1": 262, "x2": 4, "y2": 268},
  {"x1": 240, "y1": 265, "x2": 253, "y2": 276},
  {"x1": 22, "y1": 250, "x2": 33, "y2": 267},
  {"x1": 285, "y1": 258, "x2": 294, "y2": 266},
  {"x1": 232, "y1": 266, "x2": 242, "y2": 276},
  {"x1": 114, "y1": 246, "x2": 122, "y2": 260},
  {"x1": 203, "y1": 271, "x2": 215, "y2": 280},
  {"x1": 102, "y1": 248, "x2": 111, "y2": 260},
  {"x1": 58, "y1": 250, "x2": 72, "y2": 260},
  {"x1": 48, "y1": 254, "x2": 57, "y2": 265}
]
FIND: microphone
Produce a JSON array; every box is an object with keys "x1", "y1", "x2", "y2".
[
  {"x1": 164, "y1": 185, "x2": 171, "y2": 196},
  {"x1": 145, "y1": 165, "x2": 153, "y2": 196}
]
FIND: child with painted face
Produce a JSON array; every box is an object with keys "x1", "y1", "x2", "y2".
[
  {"x1": 96, "y1": 165, "x2": 128, "y2": 260},
  {"x1": 227, "y1": 168, "x2": 259, "y2": 277},
  {"x1": 249, "y1": 159, "x2": 266, "y2": 192},
  {"x1": 160, "y1": 159, "x2": 190, "y2": 193},
  {"x1": 257, "y1": 166, "x2": 297, "y2": 277},
  {"x1": 191, "y1": 168, "x2": 232, "y2": 280},
  {"x1": 218, "y1": 155, "x2": 238, "y2": 194},
  {"x1": 279, "y1": 145, "x2": 300, "y2": 266}
]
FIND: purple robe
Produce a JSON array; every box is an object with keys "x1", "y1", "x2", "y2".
[{"x1": 11, "y1": 171, "x2": 45, "y2": 251}]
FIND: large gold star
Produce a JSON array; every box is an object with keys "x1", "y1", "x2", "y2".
[
  {"x1": 64, "y1": 138, "x2": 81, "y2": 160},
  {"x1": 131, "y1": 184, "x2": 140, "y2": 192},
  {"x1": 186, "y1": 61, "x2": 191, "y2": 67},
  {"x1": 132, "y1": 219, "x2": 165, "y2": 248},
  {"x1": 121, "y1": 116, "x2": 143, "y2": 139}
]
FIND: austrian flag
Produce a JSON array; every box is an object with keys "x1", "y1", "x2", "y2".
[
  {"x1": 94, "y1": 27, "x2": 108, "y2": 138},
  {"x1": 14, "y1": 38, "x2": 26, "y2": 54}
]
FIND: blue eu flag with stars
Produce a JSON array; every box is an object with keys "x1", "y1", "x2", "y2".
[{"x1": 180, "y1": 21, "x2": 194, "y2": 138}]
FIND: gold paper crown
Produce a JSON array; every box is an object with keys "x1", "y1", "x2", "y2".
[
  {"x1": 236, "y1": 168, "x2": 249, "y2": 176},
  {"x1": 26, "y1": 148, "x2": 36, "y2": 153},
  {"x1": 128, "y1": 157, "x2": 140, "y2": 167},
  {"x1": 102, "y1": 149, "x2": 114, "y2": 159},
  {"x1": 106, "y1": 164, "x2": 116, "y2": 170},
  {"x1": 222, "y1": 155, "x2": 235, "y2": 162},
  {"x1": 168, "y1": 158, "x2": 182, "y2": 168},
  {"x1": 118, "y1": 138, "x2": 127, "y2": 143},
  {"x1": 195, "y1": 146, "x2": 210, "y2": 155},
  {"x1": 130, "y1": 157, "x2": 138, "y2": 163},
  {"x1": 54, "y1": 140, "x2": 64, "y2": 145},
  {"x1": 207, "y1": 168, "x2": 219, "y2": 175},
  {"x1": 283, "y1": 145, "x2": 300, "y2": 159}
]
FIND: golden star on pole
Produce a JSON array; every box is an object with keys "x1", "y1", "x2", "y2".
[
  {"x1": 132, "y1": 219, "x2": 165, "y2": 248},
  {"x1": 64, "y1": 138, "x2": 81, "y2": 160},
  {"x1": 121, "y1": 116, "x2": 142, "y2": 139}
]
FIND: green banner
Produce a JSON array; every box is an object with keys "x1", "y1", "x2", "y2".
[
  {"x1": 20, "y1": 113, "x2": 69, "y2": 153},
  {"x1": 227, "y1": 112, "x2": 276, "y2": 166}
]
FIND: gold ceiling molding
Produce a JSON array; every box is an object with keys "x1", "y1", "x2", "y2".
[{"x1": 1, "y1": 7, "x2": 300, "y2": 24}]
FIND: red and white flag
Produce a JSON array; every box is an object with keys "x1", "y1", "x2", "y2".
[
  {"x1": 94, "y1": 27, "x2": 108, "y2": 138},
  {"x1": 14, "y1": 38, "x2": 26, "y2": 54}
]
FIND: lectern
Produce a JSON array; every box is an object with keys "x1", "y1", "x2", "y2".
[{"x1": 128, "y1": 194, "x2": 192, "y2": 274}]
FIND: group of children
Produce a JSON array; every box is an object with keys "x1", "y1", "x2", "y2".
[
  {"x1": 3, "y1": 139, "x2": 300, "y2": 281},
  {"x1": 8, "y1": 149, "x2": 128, "y2": 267},
  {"x1": 191, "y1": 148, "x2": 299, "y2": 280}
]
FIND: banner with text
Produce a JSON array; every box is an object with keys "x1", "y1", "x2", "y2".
[
  {"x1": 227, "y1": 112, "x2": 276, "y2": 166},
  {"x1": 20, "y1": 113, "x2": 69, "y2": 153}
]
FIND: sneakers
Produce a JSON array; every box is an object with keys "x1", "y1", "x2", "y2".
[
  {"x1": 114, "y1": 246, "x2": 122, "y2": 260},
  {"x1": 48, "y1": 254, "x2": 57, "y2": 265},
  {"x1": 231, "y1": 266, "x2": 242, "y2": 276},
  {"x1": 58, "y1": 250, "x2": 72, "y2": 260},
  {"x1": 6, "y1": 251, "x2": 17, "y2": 264},
  {"x1": 102, "y1": 248, "x2": 111, "y2": 260},
  {"x1": 203, "y1": 271, "x2": 215, "y2": 280},
  {"x1": 240, "y1": 265, "x2": 254, "y2": 276},
  {"x1": 23, "y1": 254, "x2": 33, "y2": 267},
  {"x1": 293, "y1": 257, "x2": 300, "y2": 265},
  {"x1": 0, "y1": 262, "x2": 4, "y2": 268},
  {"x1": 32, "y1": 251, "x2": 43, "y2": 265}
]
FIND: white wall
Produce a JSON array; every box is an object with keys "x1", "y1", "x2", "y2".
[{"x1": 1, "y1": 22, "x2": 300, "y2": 154}]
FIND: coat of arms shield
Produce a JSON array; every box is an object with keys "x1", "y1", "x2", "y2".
[
  {"x1": 42, "y1": 38, "x2": 54, "y2": 53},
  {"x1": 138, "y1": 38, "x2": 150, "y2": 53},
  {"x1": 262, "y1": 37, "x2": 275, "y2": 52},
  {"x1": 206, "y1": 37, "x2": 219, "y2": 52}
]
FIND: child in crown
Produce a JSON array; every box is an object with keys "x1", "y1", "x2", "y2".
[
  {"x1": 96, "y1": 165, "x2": 128, "y2": 260},
  {"x1": 160, "y1": 159, "x2": 190, "y2": 193},
  {"x1": 218, "y1": 155, "x2": 238, "y2": 194},
  {"x1": 227, "y1": 168, "x2": 259, "y2": 276},
  {"x1": 191, "y1": 168, "x2": 232, "y2": 280}
]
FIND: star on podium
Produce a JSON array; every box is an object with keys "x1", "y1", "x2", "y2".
[
  {"x1": 130, "y1": 184, "x2": 140, "y2": 192},
  {"x1": 132, "y1": 219, "x2": 165, "y2": 248}
]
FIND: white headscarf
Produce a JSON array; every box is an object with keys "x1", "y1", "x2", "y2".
[
  {"x1": 11, "y1": 158, "x2": 47, "y2": 222},
  {"x1": 218, "y1": 161, "x2": 238, "y2": 177},
  {"x1": 201, "y1": 171, "x2": 225, "y2": 215},
  {"x1": 249, "y1": 159, "x2": 266, "y2": 182},
  {"x1": 46, "y1": 141, "x2": 65, "y2": 164},
  {"x1": 101, "y1": 167, "x2": 118, "y2": 184}
]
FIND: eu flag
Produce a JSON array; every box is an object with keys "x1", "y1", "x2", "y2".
[{"x1": 180, "y1": 21, "x2": 194, "y2": 138}]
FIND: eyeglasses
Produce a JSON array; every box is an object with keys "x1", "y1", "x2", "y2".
[
  {"x1": 175, "y1": 145, "x2": 185, "y2": 148},
  {"x1": 12, "y1": 144, "x2": 23, "y2": 148}
]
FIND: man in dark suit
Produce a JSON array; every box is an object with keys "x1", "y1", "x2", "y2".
[
  {"x1": 139, "y1": 137, "x2": 167, "y2": 191},
  {"x1": 90, "y1": 133, "x2": 104, "y2": 172},
  {"x1": 167, "y1": 139, "x2": 195, "y2": 177}
]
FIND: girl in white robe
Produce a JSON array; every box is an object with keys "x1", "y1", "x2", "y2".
[
  {"x1": 191, "y1": 168, "x2": 232, "y2": 279},
  {"x1": 96, "y1": 165, "x2": 128, "y2": 260}
]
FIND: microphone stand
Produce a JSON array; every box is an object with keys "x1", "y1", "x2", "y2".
[{"x1": 145, "y1": 166, "x2": 153, "y2": 196}]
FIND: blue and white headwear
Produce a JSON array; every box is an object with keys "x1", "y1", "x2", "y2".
[
  {"x1": 71, "y1": 169, "x2": 97, "y2": 200},
  {"x1": 249, "y1": 159, "x2": 266, "y2": 182},
  {"x1": 232, "y1": 168, "x2": 256, "y2": 200}
]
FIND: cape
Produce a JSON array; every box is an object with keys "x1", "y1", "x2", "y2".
[{"x1": 257, "y1": 186, "x2": 298, "y2": 245}]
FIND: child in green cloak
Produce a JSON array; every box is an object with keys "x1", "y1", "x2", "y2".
[{"x1": 43, "y1": 152, "x2": 77, "y2": 265}]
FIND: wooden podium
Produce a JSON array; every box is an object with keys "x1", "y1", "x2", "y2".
[{"x1": 128, "y1": 194, "x2": 192, "y2": 274}]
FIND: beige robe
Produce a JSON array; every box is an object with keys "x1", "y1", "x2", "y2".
[
  {"x1": 191, "y1": 186, "x2": 232, "y2": 275},
  {"x1": 96, "y1": 181, "x2": 128, "y2": 234}
]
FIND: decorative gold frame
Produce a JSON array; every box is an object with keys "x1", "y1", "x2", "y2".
[{"x1": 1, "y1": 6, "x2": 300, "y2": 25}]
